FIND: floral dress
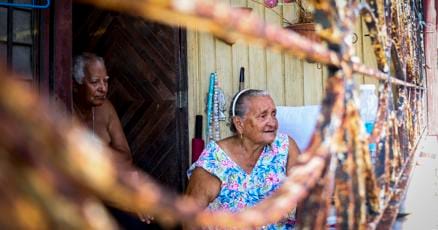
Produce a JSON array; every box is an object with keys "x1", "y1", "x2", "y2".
[{"x1": 188, "y1": 133, "x2": 296, "y2": 229}]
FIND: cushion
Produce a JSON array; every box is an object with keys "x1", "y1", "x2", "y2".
[{"x1": 276, "y1": 105, "x2": 320, "y2": 151}]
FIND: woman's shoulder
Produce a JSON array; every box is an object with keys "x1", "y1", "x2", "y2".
[
  {"x1": 274, "y1": 132, "x2": 289, "y2": 145},
  {"x1": 192, "y1": 136, "x2": 238, "y2": 169},
  {"x1": 276, "y1": 132, "x2": 288, "y2": 140},
  {"x1": 216, "y1": 136, "x2": 235, "y2": 150},
  {"x1": 269, "y1": 132, "x2": 292, "y2": 156},
  {"x1": 275, "y1": 132, "x2": 300, "y2": 146},
  {"x1": 188, "y1": 140, "x2": 231, "y2": 179},
  {"x1": 196, "y1": 140, "x2": 222, "y2": 161}
]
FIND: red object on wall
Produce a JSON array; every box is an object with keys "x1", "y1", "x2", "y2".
[
  {"x1": 192, "y1": 138, "x2": 204, "y2": 162},
  {"x1": 192, "y1": 115, "x2": 205, "y2": 162}
]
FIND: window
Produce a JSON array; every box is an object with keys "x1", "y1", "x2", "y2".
[{"x1": 0, "y1": 1, "x2": 36, "y2": 86}]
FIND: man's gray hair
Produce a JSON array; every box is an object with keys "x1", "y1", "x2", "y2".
[
  {"x1": 73, "y1": 53, "x2": 105, "y2": 84},
  {"x1": 228, "y1": 89, "x2": 270, "y2": 133}
]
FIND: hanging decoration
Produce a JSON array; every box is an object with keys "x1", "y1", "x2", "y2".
[
  {"x1": 206, "y1": 73, "x2": 215, "y2": 142},
  {"x1": 213, "y1": 76, "x2": 220, "y2": 141},
  {"x1": 205, "y1": 72, "x2": 226, "y2": 142},
  {"x1": 217, "y1": 86, "x2": 227, "y2": 122}
]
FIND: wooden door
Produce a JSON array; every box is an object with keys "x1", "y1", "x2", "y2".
[{"x1": 73, "y1": 5, "x2": 189, "y2": 194}]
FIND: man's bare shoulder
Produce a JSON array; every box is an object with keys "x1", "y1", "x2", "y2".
[
  {"x1": 100, "y1": 99, "x2": 116, "y2": 110},
  {"x1": 94, "y1": 99, "x2": 115, "y2": 112},
  {"x1": 94, "y1": 100, "x2": 117, "y2": 119}
]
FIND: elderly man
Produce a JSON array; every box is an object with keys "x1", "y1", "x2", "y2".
[
  {"x1": 73, "y1": 52, "x2": 132, "y2": 166},
  {"x1": 73, "y1": 53, "x2": 155, "y2": 228}
]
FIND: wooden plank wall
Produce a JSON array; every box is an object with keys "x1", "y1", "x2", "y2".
[{"x1": 187, "y1": 0, "x2": 379, "y2": 158}]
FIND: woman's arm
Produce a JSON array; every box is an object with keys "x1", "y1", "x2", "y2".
[
  {"x1": 286, "y1": 136, "x2": 301, "y2": 175},
  {"x1": 184, "y1": 167, "x2": 221, "y2": 229},
  {"x1": 285, "y1": 136, "x2": 301, "y2": 222},
  {"x1": 186, "y1": 167, "x2": 221, "y2": 208}
]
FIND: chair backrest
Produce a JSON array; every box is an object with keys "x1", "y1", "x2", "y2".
[{"x1": 276, "y1": 105, "x2": 320, "y2": 151}]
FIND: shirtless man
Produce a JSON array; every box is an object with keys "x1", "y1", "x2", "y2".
[
  {"x1": 73, "y1": 53, "x2": 156, "y2": 227},
  {"x1": 73, "y1": 53, "x2": 132, "y2": 165}
]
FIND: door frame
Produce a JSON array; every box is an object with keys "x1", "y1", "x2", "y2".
[{"x1": 175, "y1": 28, "x2": 189, "y2": 191}]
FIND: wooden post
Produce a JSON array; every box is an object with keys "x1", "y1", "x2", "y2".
[
  {"x1": 53, "y1": 0, "x2": 72, "y2": 113},
  {"x1": 424, "y1": 0, "x2": 438, "y2": 134}
]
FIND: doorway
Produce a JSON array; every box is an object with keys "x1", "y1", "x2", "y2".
[{"x1": 72, "y1": 0, "x2": 189, "y2": 202}]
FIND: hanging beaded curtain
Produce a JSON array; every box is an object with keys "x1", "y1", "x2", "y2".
[{"x1": 0, "y1": 0, "x2": 426, "y2": 228}]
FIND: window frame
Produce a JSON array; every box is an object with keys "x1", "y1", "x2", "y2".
[{"x1": 0, "y1": 2, "x2": 39, "y2": 88}]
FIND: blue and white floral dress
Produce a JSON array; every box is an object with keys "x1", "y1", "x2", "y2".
[{"x1": 188, "y1": 133, "x2": 296, "y2": 229}]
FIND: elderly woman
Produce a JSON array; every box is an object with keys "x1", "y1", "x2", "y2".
[
  {"x1": 186, "y1": 89, "x2": 301, "y2": 229},
  {"x1": 73, "y1": 53, "x2": 132, "y2": 166}
]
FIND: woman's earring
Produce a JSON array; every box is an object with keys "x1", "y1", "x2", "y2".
[{"x1": 240, "y1": 133, "x2": 243, "y2": 140}]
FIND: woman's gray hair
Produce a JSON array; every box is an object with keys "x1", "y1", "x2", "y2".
[
  {"x1": 73, "y1": 53, "x2": 105, "y2": 84},
  {"x1": 229, "y1": 89, "x2": 270, "y2": 133}
]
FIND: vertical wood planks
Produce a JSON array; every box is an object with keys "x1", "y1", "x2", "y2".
[
  {"x1": 353, "y1": 16, "x2": 365, "y2": 85},
  {"x1": 283, "y1": 3, "x2": 304, "y2": 106},
  {"x1": 187, "y1": 30, "x2": 199, "y2": 158},
  {"x1": 215, "y1": 38, "x2": 233, "y2": 138},
  {"x1": 215, "y1": 0, "x2": 233, "y2": 138},
  {"x1": 361, "y1": 19, "x2": 379, "y2": 86},
  {"x1": 266, "y1": 6, "x2": 285, "y2": 105},
  {"x1": 247, "y1": 0, "x2": 267, "y2": 89},
  {"x1": 322, "y1": 65, "x2": 328, "y2": 96},
  {"x1": 231, "y1": 0, "x2": 249, "y2": 94},
  {"x1": 303, "y1": 61, "x2": 323, "y2": 105},
  {"x1": 285, "y1": 57, "x2": 304, "y2": 106},
  {"x1": 198, "y1": 32, "x2": 216, "y2": 140}
]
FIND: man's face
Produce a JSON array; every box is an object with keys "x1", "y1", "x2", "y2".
[
  {"x1": 82, "y1": 60, "x2": 109, "y2": 106},
  {"x1": 241, "y1": 96, "x2": 278, "y2": 145}
]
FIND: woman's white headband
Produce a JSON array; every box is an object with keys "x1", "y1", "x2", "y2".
[{"x1": 231, "y1": 89, "x2": 250, "y2": 117}]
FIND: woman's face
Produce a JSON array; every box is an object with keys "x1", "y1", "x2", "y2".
[
  {"x1": 241, "y1": 95, "x2": 278, "y2": 145},
  {"x1": 81, "y1": 60, "x2": 109, "y2": 107}
]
